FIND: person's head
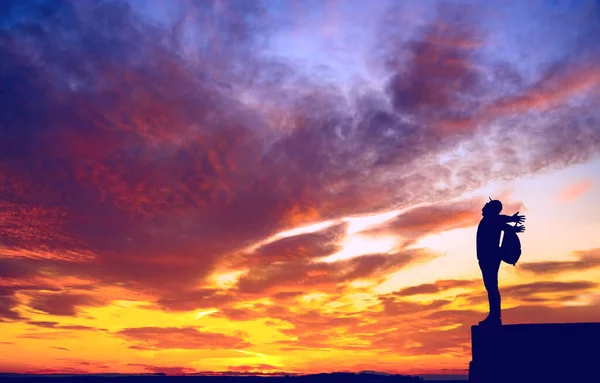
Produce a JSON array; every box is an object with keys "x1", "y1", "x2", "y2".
[{"x1": 482, "y1": 198, "x2": 502, "y2": 216}]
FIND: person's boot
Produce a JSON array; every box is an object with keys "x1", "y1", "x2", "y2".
[{"x1": 478, "y1": 315, "x2": 502, "y2": 326}]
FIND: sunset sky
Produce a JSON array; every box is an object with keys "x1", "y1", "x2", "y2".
[{"x1": 1, "y1": 0, "x2": 600, "y2": 377}]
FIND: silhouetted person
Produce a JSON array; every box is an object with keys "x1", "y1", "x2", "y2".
[{"x1": 476, "y1": 199, "x2": 525, "y2": 326}]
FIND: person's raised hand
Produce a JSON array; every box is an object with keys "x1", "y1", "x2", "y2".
[
  {"x1": 514, "y1": 224, "x2": 526, "y2": 233},
  {"x1": 512, "y1": 211, "x2": 526, "y2": 224}
]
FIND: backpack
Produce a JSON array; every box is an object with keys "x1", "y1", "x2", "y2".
[{"x1": 501, "y1": 225, "x2": 522, "y2": 266}]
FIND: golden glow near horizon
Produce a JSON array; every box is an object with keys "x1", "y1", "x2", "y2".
[{"x1": 2, "y1": 162, "x2": 599, "y2": 375}]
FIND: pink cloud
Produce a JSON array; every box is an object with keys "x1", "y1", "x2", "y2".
[{"x1": 559, "y1": 179, "x2": 593, "y2": 201}]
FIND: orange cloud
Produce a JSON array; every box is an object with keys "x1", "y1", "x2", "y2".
[
  {"x1": 488, "y1": 66, "x2": 600, "y2": 115},
  {"x1": 389, "y1": 279, "x2": 478, "y2": 297},
  {"x1": 366, "y1": 199, "x2": 482, "y2": 241},
  {"x1": 234, "y1": 248, "x2": 434, "y2": 295},
  {"x1": 458, "y1": 280, "x2": 597, "y2": 306},
  {"x1": 117, "y1": 327, "x2": 252, "y2": 350},
  {"x1": 27, "y1": 292, "x2": 106, "y2": 317},
  {"x1": 519, "y1": 248, "x2": 600, "y2": 275}
]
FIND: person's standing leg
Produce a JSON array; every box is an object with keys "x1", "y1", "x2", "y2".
[
  {"x1": 479, "y1": 260, "x2": 492, "y2": 317},
  {"x1": 479, "y1": 259, "x2": 502, "y2": 324},
  {"x1": 487, "y1": 259, "x2": 501, "y2": 319}
]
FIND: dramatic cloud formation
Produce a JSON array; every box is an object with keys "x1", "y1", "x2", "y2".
[
  {"x1": 28, "y1": 292, "x2": 105, "y2": 317},
  {"x1": 390, "y1": 279, "x2": 478, "y2": 298},
  {"x1": 1, "y1": 0, "x2": 599, "y2": 376},
  {"x1": 519, "y1": 248, "x2": 600, "y2": 275}
]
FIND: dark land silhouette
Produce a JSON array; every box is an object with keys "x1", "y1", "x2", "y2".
[
  {"x1": 469, "y1": 322, "x2": 600, "y2": 382},
  {"x1": 0, "y1": 372, "x2": 430, "y2": 383}
]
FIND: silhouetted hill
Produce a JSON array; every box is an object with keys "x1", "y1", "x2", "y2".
[{"x1": 0, "y1": 372, "x2": 424, "y2": 383}]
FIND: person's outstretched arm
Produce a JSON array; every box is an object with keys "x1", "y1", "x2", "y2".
[
  {"x1": 499, "y1": 211, "x2": 526, "y2": 224},
  {"x1": 503, "y1": 223, "x2": 526, "y2": 233}
]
